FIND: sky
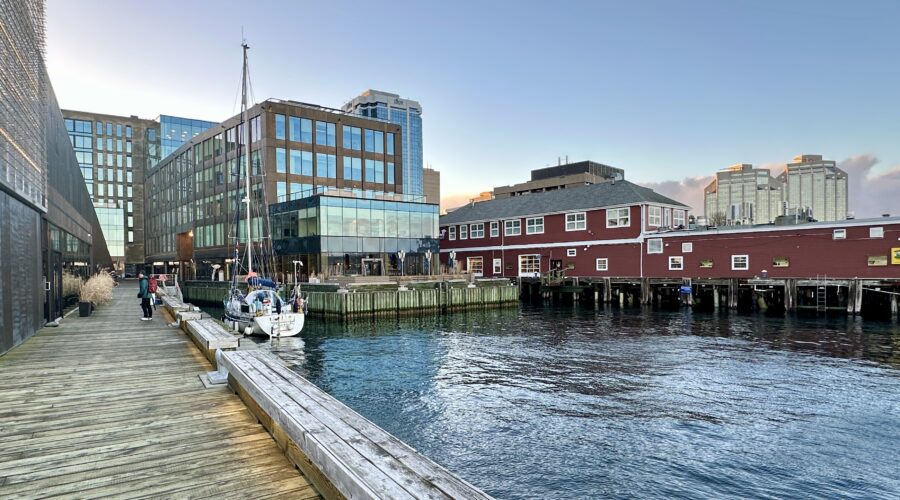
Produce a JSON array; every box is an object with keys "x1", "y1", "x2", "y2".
[{"x1": 46, "y1": 0, "x2": 900, "y2": 216}]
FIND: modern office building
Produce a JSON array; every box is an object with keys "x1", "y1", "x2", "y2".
[
  {"x1": 493, "y1": 160, "x2": 624, "y2": 198},
  {"x1": 343, "y1": 90, "x2": 424, "y2": 196},
  {"x1": 61, "y1": 110, "x2": 214, "y2": 273},
  {"x1": 144, "y1": 98, "x2": 437, "y2": 279},
  {"x1": 703, "y1": 164, "x2": 785, "y2": 225},
  {"x1": 423, "y1": 167, "x2": 440, "y2": 206},
  {"x1": 778, "y1": 154, "x2": 848, "y2": 222},
  {"x1": 1, "y1": 0, "x2": 110, "y2": 354}
]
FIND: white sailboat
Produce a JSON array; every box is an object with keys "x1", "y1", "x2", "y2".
[{"x1": 222, "y1": 42, "x2": 305, "y2": 338}]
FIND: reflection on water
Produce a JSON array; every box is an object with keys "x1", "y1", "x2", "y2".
[{"x1": 212, "y1": 304, "x2": 900, "y2": 499}]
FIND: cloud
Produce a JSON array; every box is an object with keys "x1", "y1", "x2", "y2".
[
  {"x1": 638, "y1": 176, "x2": 713, "y2": 213},
  {"x1": 839, "y1": 154, "x2": 900, "y2": 218}
]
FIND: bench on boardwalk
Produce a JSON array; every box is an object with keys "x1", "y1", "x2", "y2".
[
  {"x1": 184, "y1": 319, "x2": 240, "y2": 367},
  {"x1": 219, "y1": 350, "x2": 493, "y2": 500},
  {"x1": 160, "y1": 294, "x2": 191, "y2": 314}
]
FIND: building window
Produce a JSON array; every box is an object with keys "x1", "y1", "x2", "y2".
[
  {"x1": 732, "y1": 254, "x2": 749, "y2": 270},
  {"x1": 387, "y1": 162, "x2": 395, "y2": 184},
  {"x1": 607, "y1": 207, "x2": 630, "y2": 228},
  {"x1": 647, "y1": 238, "x2": 663, "y2": 254},
  {"x1": 490, "y1": 221, "x2": 499, "y2": 237},
  {"x1": 467, "y1": 257, "x2": 483, "y2": 276},
  {"x1": 318, "y1": 153, "x2": 337, "y2": 178},
  {"x1": 673, "y1": 210, "x2": 686, "y2": 228},
  {"x1": 505, "y1": 219, "x2": 521, "y2": 236},
  {"x1": 595, "y1": 258, "x2": 608, "y2": 271},
  {"x1": 566, "y1": 212, "x2": 586, "y2": 231},
  {"x1": 493, "y1": 258, "x2": 502, "y2": 274},
  {"x1": 648, "y1": 206, "x2": 662, "y2": 227},
  {"x1": 387, "y1": 133, "x2": 395, "y2": 155},
  {"x1": 364, "y1": 129, "x2": 384, "y2": 153},
  {"x1": 343, "y1": 126, "x2": 362, "y2": 150},
  {"x1": 460, "y1": 225, "x2": 468, "y2": 240},
  {"x1": 526, "y1": 217, "x2": 544, "y2": 234},
  {"x1": 682, "y1": 242, "x2": 693, "y2": 253},
  {"x1": 699, "y1": 259, "x2": 713, "y2": 269},
  {"x1": 291, "y1": 150, "x2": 313, "y2": 176},
  {"x1": 833, "y1": 229, "x2": 846, "y2": 240},
  {"x1": 276, "y1": 148, "x2": 286, "y2": 173},
  {"x1": 669, "y1": 256, "x2": 684, "y2": 271},
  {"x1": 519, "y1": 254, "x2": 540, "y2": 277},
  {"x1": 315, "y1": 121, "x2": 336, "y2": 146},
  {"x1": 470, "y1": 223, "x2": 484, "y2": 238},
  {"x1": 870, "y1": 227, "x2": 884, "y2": 238},
  {"x1": 772, "y1": 256, "x2": 790, "y2": 268},
  {"x1": 449, "y1": 226, "x2": 456, "y2": 240},
  {"x1": 342, "y1": 156, "x2": 361, "y2": 181},
  {"x1": 274, "y1": 114, "x2": 286, "y2": 140},
  {"x1": 289, "y1": 116, "x2": 313, "y2": 143},
  {"x1": 563, "y1": 249, "x2": 575, "y2": 257}
]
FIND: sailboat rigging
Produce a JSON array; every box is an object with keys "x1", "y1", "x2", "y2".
[{"x1": 223, "y1": 42, "x2": 305, "y2": 338}]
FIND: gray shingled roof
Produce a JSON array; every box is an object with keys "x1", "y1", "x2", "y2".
[{"x1": 440, "y1": 180, "x2": 688, "y2": 224}]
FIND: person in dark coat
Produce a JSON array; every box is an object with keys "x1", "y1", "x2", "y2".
[{"x1": 137, "y1": 273, "x2": 152, "y2": 321}]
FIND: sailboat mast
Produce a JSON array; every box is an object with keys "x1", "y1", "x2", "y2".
[{"x1": 241, "y1": 42, "x2": 253, "y2": 275}]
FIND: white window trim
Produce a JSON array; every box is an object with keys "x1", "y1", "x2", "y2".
[
  {"x1": 566, "y1": 248, "x2": 576, "y2": 257},
  {"x1": 682, "y1": 242, "x2": 693, "y2": 253},
  {"x1": 833, "y1": 229, "x2": 846, "y2": 240},
  {"x1": 668, "y1": 256, "x2": 684, "y2": 271},
  {"x1": 565, "y1": 212, "x2": 587, "y2": 231},
  {"x1": 467, "y1": 256, "x2": 483, "y2": 277},
  {"x1": 518, "y1": 254, "x2": 541, "y2": 277},
  {"x1": 595, "y1": 258, "x2": 608, "y2": 271},
  {"x1": 647, "y1": 238, "x2": 663, "y2": 254},
  {"x1": 459, "y1": 225, "x2": 468, "y2": 240},
  {"x1": 648, "y1": 206, "x2": 661, "y2": 227},
  {"x1": 493, "y1": 258, "x2": 502, "y2": 274},
  {"x1": 449, "y1": 226, "x2": 456, "y2": 241},
  {"x1": 870, "y1": 227, "x2": 884, "y2": 239},
  {"x1": 504, "y1": 219, "x2": 521, "y2": 236},
  {"x1": 731, "y1": 254, "x2": 749, "y2": 270},
  {"x1": 673, "y1": 210, "x2": 686, "y2": 227},
  {"x1": 470, "y1": 223, "x2": 484, "y2": 239},
  {"x1": 525, "y1": 217, "x2": 544, "y2": 235},
  {"x1": 490, "y1": 221, "x2": 499, "y2": 237},
  {"x1": 606, "y1": 207, "x2": 631, "y2": 228}
]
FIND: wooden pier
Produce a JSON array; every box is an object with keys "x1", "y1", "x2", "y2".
[{"x1": 0, "y1": 283, "x2": 320, "y2": 498}]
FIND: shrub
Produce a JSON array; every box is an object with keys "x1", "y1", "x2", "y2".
[
  {"x1": 80, "y1": 271, "x2": 115, "y2": 305},
  {"x1": 62, "y1": 272, "x2": 83, "y2": 298}
]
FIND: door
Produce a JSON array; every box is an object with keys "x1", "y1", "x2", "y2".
[{"x1": 518, "y1": 254, "x2": 541, "y2": 278}]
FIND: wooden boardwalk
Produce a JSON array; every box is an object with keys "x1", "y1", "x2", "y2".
[{"x1": 0, "y1": 283, "x2": 320, "y2": 499}]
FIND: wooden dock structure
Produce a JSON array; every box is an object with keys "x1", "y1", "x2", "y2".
[{"x1": 0, "y1": 283, "x2": 320, "y2": 499}]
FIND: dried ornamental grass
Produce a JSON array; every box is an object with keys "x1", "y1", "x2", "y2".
[
  {"x1": 80, "y1": 271, "x2": 115, "y2": 305},
  {"x1": 62, "y1": 272, "x2": 83, "y2": 298}
]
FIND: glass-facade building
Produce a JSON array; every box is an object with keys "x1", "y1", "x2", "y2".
[
  {"x1": 778, "y1": 154, "x2": 848, "y2": 222},
  {"x1": 144, "y1": 98, "x2": 436, "y2": 279},
  {"x1": 271, "y1": 192, "x2": 438, "y2": 277},
  {"x1": 62, "y1": 110, "x2": 213, "y2": 273},
  {"x1": 343, "y1": 90, "x2": 424, "y2": 196}
]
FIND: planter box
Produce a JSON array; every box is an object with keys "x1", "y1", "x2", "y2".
[{"x1": 79, "y1": 301, "x2": 93, "y2": 317}]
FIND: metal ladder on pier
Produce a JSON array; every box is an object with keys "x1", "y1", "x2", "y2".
[{"x1": 816, "y1": 275, "x2": 827, "y2": 312}]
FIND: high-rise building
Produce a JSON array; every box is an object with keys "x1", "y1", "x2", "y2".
[
  {"x1": 61, "y1": 110, "x2": 214, "y2": 273},
  {"x1": 423, "y1": 167, "x2": 440, "y2": 206},
  {"x1": 778, "y1": 154, "x2": 848, "y2": 222},
  {"x1": 343, "y1": 90, "x2": 423, "y2": 196},
  {"x1": 145, "y1": 99, "x2": 437, "y2": 279},
  {"x1": 703, "y1": 164, "x2": 784, "y2": 225}
]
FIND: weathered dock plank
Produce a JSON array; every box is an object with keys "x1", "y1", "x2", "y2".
[{"x1": 0, "y1": 283, "x2": 320, "y2": 499}]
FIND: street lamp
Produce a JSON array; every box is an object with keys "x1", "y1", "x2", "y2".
[
  {"x1": 292, "y1": 260, "x2": 303, "y2": 285},
  {"x1": 397, "y1": 250, "x2": 406, "y2": 276}
]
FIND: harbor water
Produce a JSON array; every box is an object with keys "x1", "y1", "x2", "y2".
[{"x1": 242, "y1": 305, "x2": 899, "y2": 499}]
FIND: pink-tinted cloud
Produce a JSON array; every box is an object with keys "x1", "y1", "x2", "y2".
[
  {"x1": 839, "y1": 155, "x2": 900, "y2": 218},
  {"x1": 638, "y1": 176, "x2": 713, "y2": 213}
]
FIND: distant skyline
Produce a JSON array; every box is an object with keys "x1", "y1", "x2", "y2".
[{"x1": 46, "y1": 0, "x2": 900, "y2": 216}]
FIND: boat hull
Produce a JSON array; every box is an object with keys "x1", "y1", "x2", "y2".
[{"x1": 253, "y1": 312, "x2": 304, "y2": 338}]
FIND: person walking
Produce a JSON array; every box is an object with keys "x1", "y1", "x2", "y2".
[{"x1": 137, "y1": 272, "x2": 153, "y2": 321}]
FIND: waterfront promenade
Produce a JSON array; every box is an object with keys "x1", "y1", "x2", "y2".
[{"x1": 0, "y1": 283, "x2": 320, "y2": 499}]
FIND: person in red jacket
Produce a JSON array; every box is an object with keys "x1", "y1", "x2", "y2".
[{"x1": 148, "y1": 275, "x2": 158, "y2": 310}]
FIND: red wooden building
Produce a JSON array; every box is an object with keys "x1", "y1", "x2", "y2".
[{"x1": 440, "y1": 181, "x2": 900, "y2": 281}]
